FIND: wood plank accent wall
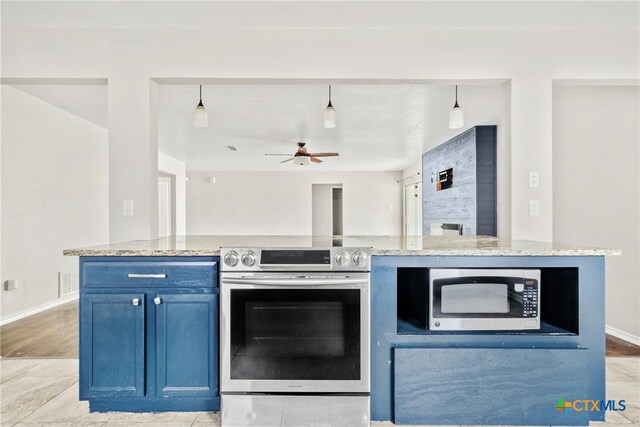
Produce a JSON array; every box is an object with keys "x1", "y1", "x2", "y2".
[{"x1": 422, "y1": 125, "x2": 497, "y2": 236}]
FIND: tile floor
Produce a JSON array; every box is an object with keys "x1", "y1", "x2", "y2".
[{"x1": 0, "y1": 357, "x2": 638, "y2": 427}]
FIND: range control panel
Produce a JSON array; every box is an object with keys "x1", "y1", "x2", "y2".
[{"x1": 220, "y1": 247, "x2": 371, "y2": 272}]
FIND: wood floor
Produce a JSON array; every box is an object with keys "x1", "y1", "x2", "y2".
[
  {"x1": 1, "y1": 300, "x2": 639, "y2": 357},
  {"x1": 607, "y1": 333, "x2": 640, "y2": 356},
  {"x1": 1, "y1": 301, "x2": 79, "y2": 357}
]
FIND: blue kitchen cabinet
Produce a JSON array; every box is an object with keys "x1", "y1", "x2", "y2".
[
  {"x1": 371, "y1": 255, "x2": 605, "y2": 425},
  {"x1": 155, "y1": 292, "x2": 218, "y2": 398},
  {"x1": 79, "y1": 256, "x2": 220, "y2": 412},
  {"x1": 80, "y1": 293, "x2": 146, "y2": 398}
]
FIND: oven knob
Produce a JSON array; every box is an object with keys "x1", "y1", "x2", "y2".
[
  {"x1": 352, "y1": 251, "x2": 368, "y2": 268},
  {"x1": 241, "y1": 251, "x2": 256, "y2": 267},
  {"x1": 335, "y1": 251, "x2": 350, "y2": 267},
  {"x1": 224, "y1": 251, "x2": 239, "y2": 267}
]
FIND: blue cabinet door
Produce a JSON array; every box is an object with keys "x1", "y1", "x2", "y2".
[
  {"x1": 155, "y1": 292, "x2": 218, "y2": 398},
  {"x1": 80, "y1": 293, "x2": 145, "y2": 398}
]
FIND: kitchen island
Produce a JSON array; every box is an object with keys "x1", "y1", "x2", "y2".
[{"x1": 65, "y1": 235, "x2": 617, "y2": 426}]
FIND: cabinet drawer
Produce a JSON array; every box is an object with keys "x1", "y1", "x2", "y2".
[
  {"x1": 83, "y1": 261, "x2": 217, "y2": 288},
  {"x1": 394, "y1": 347, "x2": 590, "y2": 426}
]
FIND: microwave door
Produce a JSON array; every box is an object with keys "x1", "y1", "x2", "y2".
[
  {"x1": 428, "y1": 269, "x2": 540, "y2": 331},
  {"x1": 432, "y1": 278, "x2": 525, "y2": 319}
]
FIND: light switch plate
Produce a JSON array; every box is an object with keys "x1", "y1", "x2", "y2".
[
  {"x1": 529, "y1": 171, "x2": 540, "y2": 188},
  {"x1": 4, "y1": 279, "x2": 18, "y2": 291},
  {"x1": 123, "y1": 200, "x2": 134, "y2": 216},
  {"x1": 529, "y1": 200, "x2": 540, "y2": 216}
]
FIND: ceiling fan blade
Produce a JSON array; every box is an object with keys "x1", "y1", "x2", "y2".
[
  {"x1": 308, "y1": 153, "x2": 339, "y2": 157},
  {"x1": 266, "y1": 153, "x2": 294, "y2": 156},
  {"x1": 310, "y1": 157, "x2": 323, "y2": 163},
  {"x1": 279, "y1": 157, "x2": 295, "y2": 163}
]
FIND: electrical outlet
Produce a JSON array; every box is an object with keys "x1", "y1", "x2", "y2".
[
  {"x1": 529, "y1": 171, "x2": 540, "y2": 188},
  {"x1": 529, "y1": 200, "x2": 540, "y2": 216},
  {"x1": 123, "y1": 200, "x2": 134, "y2": 216}
]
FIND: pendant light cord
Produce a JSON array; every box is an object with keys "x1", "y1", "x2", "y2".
[
  {"x1": 328, "y1": 84, "x2": 333, "y2": 108},
  {"x1": 454, "y1": 85, "x2": 459, "y2": 108},
  {"x1": 197, "y1": 85, "x2": 204, "y2": 108}
]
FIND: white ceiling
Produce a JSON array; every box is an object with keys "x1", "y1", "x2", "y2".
[
  {"x1": 3, "y1": 1, "x2": 633, "y2": 171},
  {"x1": 3, "y1": 1, "x2": 636, "y2": 30},
  {"x1": 11, "y1": 84, "x2": 108, "y2": 129},
  {"x1": 7, "y1": 82, "x2": 503, "y2": 171},
  {"x1": 157, "y1": 83, "x2": 503, "y2": 171}
]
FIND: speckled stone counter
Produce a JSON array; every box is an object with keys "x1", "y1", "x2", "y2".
[{"x1": 63, "y1": 235, "x2": 619, "y2": 257}]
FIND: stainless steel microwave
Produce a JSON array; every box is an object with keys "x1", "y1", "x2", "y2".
[{"x1": 429, "y1": 269, "x2": 541, "y2": 331}]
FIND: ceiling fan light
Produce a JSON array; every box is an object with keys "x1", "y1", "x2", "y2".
[
  {"x1": 449, "y1": 105, "x2": 464, "y2": 129},
  {"x1": 193, "y1": 105, "x2": 208, "y2": 127},
  {"x1": 324, "y1": 104, "x2": 336, "y2": 128},
  {"x1": 294, "y1": 156, "x2": 310, "y2": 166}
]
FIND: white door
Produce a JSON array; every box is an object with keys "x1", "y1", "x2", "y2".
[
  {"x1": 404, "y1": 182, "x2": 423, "y2": 236},
  {"x1": 312, "y1": 184, "x2": 343, "y2": 236},
  {"x1": 158, "y1": 177, "x2": 172, "y2": 238}
]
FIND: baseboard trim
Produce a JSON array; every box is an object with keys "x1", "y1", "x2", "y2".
[
  {"x1": 606, "y1": 325, "x2": 640, "y2": 346},
  {"x1": 1, "y1": 293, "x2": 79, "y2": 326}
]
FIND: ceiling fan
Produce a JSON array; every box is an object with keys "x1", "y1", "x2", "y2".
[{"x1": 265, "y1": 142, "x2": 339, "y2": 166}]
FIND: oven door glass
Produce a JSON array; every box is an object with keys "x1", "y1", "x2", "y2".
[{"x1": 229, "y1": 288, "x2": 361, "y2": 381}]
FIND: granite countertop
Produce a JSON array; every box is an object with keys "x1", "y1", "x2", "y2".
[{"x1": 63, "y1": 235, "x2": 620, "y2": 257}]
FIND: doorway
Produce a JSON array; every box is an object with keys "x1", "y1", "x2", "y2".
[
  {"x1": 404, "y1": 182, "x2": 422, "y2": 236},
  {"x1": 158, "y1": 173, "x2": 176, "y2": 238},
  {"x1": 312, "y1": 184, "x2": 343, "y2": 236}
]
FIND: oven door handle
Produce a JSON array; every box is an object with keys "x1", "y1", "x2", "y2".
[{"x1": 221, "y1": 278, "x2": 369, "y2": 286}]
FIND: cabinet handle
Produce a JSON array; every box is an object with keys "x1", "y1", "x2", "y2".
[
  {"x1": 132, "y1": 298, "x2": 141, "y2": 306},
  {"x1": 127, "y1": 274, "x2": 167, "y2": 279},
  {"x1": 154, "y1": 297, "x2": 162, "y2": 305}
]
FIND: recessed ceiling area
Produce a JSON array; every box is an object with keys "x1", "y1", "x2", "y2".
[
  {"x1": 157, "y1": 83, "x2": 504, "y2": 172},
  {"x1": 5, "y1": 81, "x2": 504, "y2": 172}
]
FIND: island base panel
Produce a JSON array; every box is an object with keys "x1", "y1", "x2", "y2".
[{"x1": 394, "y1": 347, "x2": 593, "y2": 426}]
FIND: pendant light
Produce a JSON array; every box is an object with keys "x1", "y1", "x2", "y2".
[
  {"x1": 193, "y1": 85, "x2": 208, "y2": 128},
  {"x1": 449, "y1": 85, "x2": 464, "y2": 129},
  {"x1": 323, "y1": 84, "x2": 336, "y2": 128}
]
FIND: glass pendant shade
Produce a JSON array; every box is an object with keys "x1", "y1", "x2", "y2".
[
  {"x1": 323, "y1": 84, "x2": 336, "y2": 128},
  {"x1": 449, "y1": 104, "x2": 464, "y2": 129},
  {"x1": 448, "y1": 85, "x2": 464, "y2": 129},
  {"x1": 193, "y1": 85, "x2": 208, "y2": 128},
  {"x1": 193, "y1": 104, "x2": 208, "y2": 127},
  {"x1": 324, "y1": 104, "x2": 336, "y2": 128}
]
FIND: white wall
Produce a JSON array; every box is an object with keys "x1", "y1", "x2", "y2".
[
  {"x1": 3, "y1": 2, "x2": 637, "y2": 242},
  {"x1": 158, "y1": 151, "x2": 186, "y2": 235},
  {"x1": 186, "y1": 171, "x2": 401, "y2": 235},
  {"x1": 1, "y1": 85, "x2": 109, "y2": 321},
  {"x1": 553, "y1": 85, "x2": 640, "y2": 343}
]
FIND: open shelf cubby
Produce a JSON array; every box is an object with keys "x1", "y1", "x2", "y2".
[{"x1": 396, "y1": 267, "x2": 579, "y2": 336}]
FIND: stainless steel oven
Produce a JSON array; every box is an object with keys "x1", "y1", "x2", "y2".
[{"x1": 220, "y1": 247, "x2": 371, "y2": 427}]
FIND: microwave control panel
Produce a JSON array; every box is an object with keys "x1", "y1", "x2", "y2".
[{"x1": 522, "y1": 280, "x2": 538, "y2": 317}]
